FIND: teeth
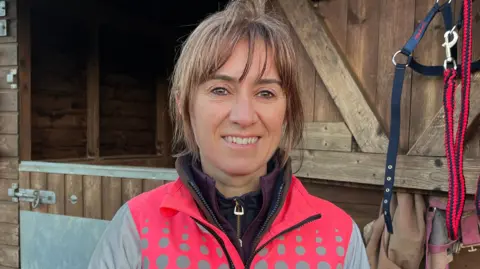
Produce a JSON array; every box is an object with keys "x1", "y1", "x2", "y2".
[{"x1": 225, "y1": 136, "x2": 258, "y2": 145}]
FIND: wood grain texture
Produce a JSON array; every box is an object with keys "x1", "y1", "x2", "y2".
[
  {"x1": 0, "y1": 223, "x2": 18, "y2": 246},
  {"x1": 277, "y1": 0, "x2": 388, "y2": 153},
  {"x1": 408, "y1": 73, "x2": 480, "y2": 156},
  {"x1": 291, "y1": 149, "x2": 480, "y2": 195},
  {"x1": 102, "y1": 177, "x2": 122, "y2": 220},
  {"x1": 296, "y1": 122, "x2": 352, "y2": 151},
  {"x1": 0, "y1": 245, "x2": 18, "y2": 268},
  {"x1": 86, "y1": 24, "x2": 99, "y2": 158},
  {"x1": 0, "y1": 113, "x2": 18, "y2": 134},
  {"x1": 0, "y1": 202, "x2": 17, "y2": 224},
  {"x1": 0, "y1": 91, "x2": 17, "y2": 112},
  {"x1": 83, "y1": 175, "x2": 102, "y2": 219},
  {"x1": 65, "y1": 174, "x2": 83, "y2": 217}
]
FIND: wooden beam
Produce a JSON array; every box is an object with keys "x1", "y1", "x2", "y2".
[
  {"x1": 408, "y1": 72, "x2": 480, "y2": 156},
  {"x1": 86, "y1": 22, "x2": 99, "y2": 158},
  {"x1": 291, "y1": 150, "x2": 480, "y2": 195},
  {"x1": 277, "y1": 0, "x2": 389, "y2": 153},
  {"x1": 18, "y1": 0, "x2": 31, "y2": 161},
  {"x1": 295, "y1": 122, "x2": 352, "y2": 151}
]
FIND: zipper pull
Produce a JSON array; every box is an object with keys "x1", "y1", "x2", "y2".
[{"x1": 234, "y1": 199, "x2": 244, "y2": 247}]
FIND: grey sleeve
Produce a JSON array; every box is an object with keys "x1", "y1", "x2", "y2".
[
  {"x1": 87, "y1": 203, "x2": 142, "y2": 269},
  {"x1": 343, "y1": 221, "x2": 371, "y2": 269}
]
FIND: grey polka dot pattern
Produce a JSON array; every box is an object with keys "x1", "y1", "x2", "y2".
[
  {"x1": 198, "y1": 260, "x2": 211, "y2": 269},
  {"x1": 182, "y1": 234, "x2": 189, "y2": 240},
  {"x1": 296, "y1": 261, "x2": 310, "y2": 269},
  {"x1": 176, "y1": 255, "x2": 190, "y2": 268},
  {"x1": 335, "y1": 229, "x2": 339, "y2": 233},
  {"x1": 335, "y1": 236, "x2": 342, "y2": 243},
  {"x1": 162, "y1": 228, "x2": 170, "y2": 234},
  {"x1": 296, "y1": 235, "x2": 303, "y2": 243},
  {"x1": 336, "y1": 264, "x2": 343, "y2": 269},
  {"x1": 315, "y1": 230, "x2": 319, "y2": 234},
  {"x1": 201, "y1": 236, "x2": 207, "y2": 242},
  {"x1": 216, "y1": 247, "x2": 223, "y2": 258},
  {"x1": 336, "y1": 246, "x2": 345, "y2": 256},
  {"x1": 156, "y1": 255, "x2": 168, "y2": 269},
  {"x1": 275, "y1": 261, "x2": 288, "y2": 269},
  {"x1": 316, "y1": 246, "x2": 326, "y2": 256},
  {"x1": 143, "y1": 257, "x2": 150, "y2": 269},
  {"x1": 296, "y1": 246, "x2": 306, "y2": 255},
  {"x1": 145, "y1": 219, "x2": 149, "y2": 223},
  {"x1": 184, "y1": 225, "x2": 188, "y2": 230},
  {"x1": 141, "y1": 239, "x2": 148, "y2": 249},
  {"x1": 278, "y1": 235, "x2": 285, "y2": 240},
  {"x1": 180, "y1": 243, "x2": 190, "y2": 251},
  {"x1": 259, "y1": 247, "x2": 268, "y2": 257},
  {"x1": 255, "y1": 260, "x2": 268, "y2": 269},
  {"x1": 200, "y1": 245, "x2": 209, "y2": 255},
  {"x1": 218, "y1": 264, "x2": 229, "y2": 269},
  {"x1": 165, "y1": 221, "x2": 170, "y2": 225},
  {"x1": 159, "y1": 238, "x2": 169, "y2": 248},
  {"x1": 142, "y1": 227, "x2": 149, "y2": 234},
  {"x1": 316, "y1": 237, "x2": 323, "y2": 243},
  {"x1": 317, "y1": 262, "x2": 331, "y2": 269},
  {"x1": 277, "y1": 244, "x2": 286, "y2": 255}
]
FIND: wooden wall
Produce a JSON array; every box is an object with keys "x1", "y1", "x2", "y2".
[{"x1": 28, "y1": 4, "x2": 167, "y2": 160}]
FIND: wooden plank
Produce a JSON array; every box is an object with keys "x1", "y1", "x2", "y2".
[
  {"x1": 0, "y1": 91, "x2": 17, "y2": 112},
  {"x1": 408, "y1": 0, "x2": 445, "y2": 149},
  {"x1": 18, "y1": 0, "x2": 31, "y2": 161},
  {"x1": 0, "y1": 113, "x2": 18, "y2": 134},
  {"x1": 83, "y1": 175, "x2": 101, "y2": 219},
  {"x1": 375, "y1": 0, "x2": 415, "y2": 153},
  {"x1": 143, "y1": 179, "x2": 164, "y2": 192},
  {"x1": 155, "y1": 80, "x2": 171, "y2": 157},
  {"x1": 0, "y1": 68, "x2": 20, "y2": 90},
  {"x1": 0, "y1": 245, "x2": 18, "y2": 268},
  {"x1": 0, "y1": 43, "x2": 17, "y2": 66},
  {"x1": 122, "y1": 178, "x2": 142, "y2": 203},
  {"x1": 29, "y1": 172, "x2": 46, "y2": 213},
  {"x1": 0, "y1": 0, "x2": 18, "y2": 44},
  {"x1": 47, "y1": 173, "x2": 64, "y2": 214},
  {"x1": 86, "y1": 23, "x2": 99, "y2": 158},
  {"x1": 295, "y1": 122, "x2": 352, "y2": 151},
  {"x1": 18, "y1": 171, "x2": 29, "y2": 211},
  {"x1": 64, "y1": 174, "x2": 83, "y2": 217},
  {"x1": 0, "y1": 223, "x2": 18, "y2": 246},
  {"x1": 102, "y1": 177, "x2": 121, "y2": 220},
  {"x1": 408, "y1": 73, "x2": 480, "y2": 156},
  {"x1": 0, "y1": 158, "x2": 17, "y2": 180},
  {"x1": 346, "y1": 0, "x2": 380, "y2": 112},
  {"x1": 277, "y1": 0, "x2": 389, "y2": 153},
  {"x1": 0, "y1": 135, "x2": 17, "y2": 157},
  {"x1": 291, "y1": 150, "x2": 480, "y2": 195},
  {"x1": 0, "y1": 202, "x2": 17, "y2": 224},
  {"x1": 312, "y1": 0, "x2": 346, "y2": 122},
  {"x1": 0, "y1": 179, "x2": 17, "y2": 201}
]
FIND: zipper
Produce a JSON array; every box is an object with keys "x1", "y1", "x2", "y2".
[
  {"x1": 244, "y1": 213, "x2": 322, "y2": 268},
  {"x1": 234, "y1": 199, "x2": 244, "y2": 247},
  {"x1": 188, "y1": 181, "x2": 236, "y2": 269}
]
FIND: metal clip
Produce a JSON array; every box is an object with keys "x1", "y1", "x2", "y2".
[{"x1": 442, "y1": 29, "x2": 458, "y2": 70}]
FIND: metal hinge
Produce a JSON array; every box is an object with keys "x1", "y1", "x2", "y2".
[{"x1": 8, "y1": 183, "x2": 56, "y2": 209}]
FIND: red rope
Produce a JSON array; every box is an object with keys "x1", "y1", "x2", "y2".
[{"x1": 443, "y1": 0, "x2": 473, "y2": 241}]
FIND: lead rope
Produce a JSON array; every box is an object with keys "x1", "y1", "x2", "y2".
[{"x1": 442, "y1": 0, "x2": 473, "y2": 241}]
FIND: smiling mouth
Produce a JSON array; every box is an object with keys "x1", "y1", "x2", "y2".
[{"x1": 223, "y1": 136, "x2": 259, "y2": 145}]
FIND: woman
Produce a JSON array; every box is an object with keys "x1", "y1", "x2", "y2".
[{"x1": 88, "y1": 0, "x2": 370, "y2": 268}]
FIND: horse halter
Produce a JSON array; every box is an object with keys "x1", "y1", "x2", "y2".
[{"x1": 383, "y1": 0, "x2": 479, "y2": 241}]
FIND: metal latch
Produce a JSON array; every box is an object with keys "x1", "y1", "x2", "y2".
[
  {"x1": 8, "y1": 183, "x2": 56, "y2": 209},
  {"x1": 0, "y1": 1, "x2": 6, "y2": 17},
  {"x1": 0, "y1": 19, "x2": 7, "y2": 37},
  {"x1": 6, "y1": 68, "x2": 16, "y2": 89}
]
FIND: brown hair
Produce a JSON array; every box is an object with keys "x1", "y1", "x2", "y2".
[{"x1": 169, "y1": 0, "x2": 304, "y2": 166}]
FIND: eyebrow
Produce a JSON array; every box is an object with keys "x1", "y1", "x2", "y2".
[{"x1": 213, "y1": 74, "x2": 282, "y2": 85}]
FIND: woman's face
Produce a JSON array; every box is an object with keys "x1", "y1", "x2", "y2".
[{"x1": 190, "y1": 39, "x2": 287, "y2": 178}]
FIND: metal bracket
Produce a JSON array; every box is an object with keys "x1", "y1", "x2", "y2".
[
  {"x1": 8, "y1": 183, "x2": 56, "y2": 209},
  {"x1": 0, "y1": 19, "x2": 7, "y2": 37},
  {"x1": 0, "y1": 1, "x2": 6, "y2": 17},
  {"x1": 6, "y1": 68, "x2": 16, "y2": 89}
]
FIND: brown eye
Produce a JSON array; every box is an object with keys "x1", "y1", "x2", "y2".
[
  {"x1": 257, "y1": 90, "x2": 274, "y2": 98},
  {"x1": 211, "y1": 87, "x2": 229, "y2": 95}
]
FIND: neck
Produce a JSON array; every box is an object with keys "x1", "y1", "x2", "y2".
[{"x1": 201, "y1": 162, "x2": 267, "y2": 198}]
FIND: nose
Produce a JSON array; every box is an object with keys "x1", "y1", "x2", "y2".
[{"x1": 229, "y1": 93, "x2": 257, "y2": 127}]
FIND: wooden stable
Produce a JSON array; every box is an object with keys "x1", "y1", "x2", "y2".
[{"x1": 0, "y1": 0, "x2": 479, "y2": 268}]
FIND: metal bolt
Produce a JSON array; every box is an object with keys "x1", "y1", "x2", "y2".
[
  {"x1": 388, "y1": 165, "x2": 393, "y2": 169},
  {"x1": 69, "y1": 195, "x2": 78, "y2": 204},
  {"x1": 387, "y1": 177, "x2": 392, "y2": 181}
]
